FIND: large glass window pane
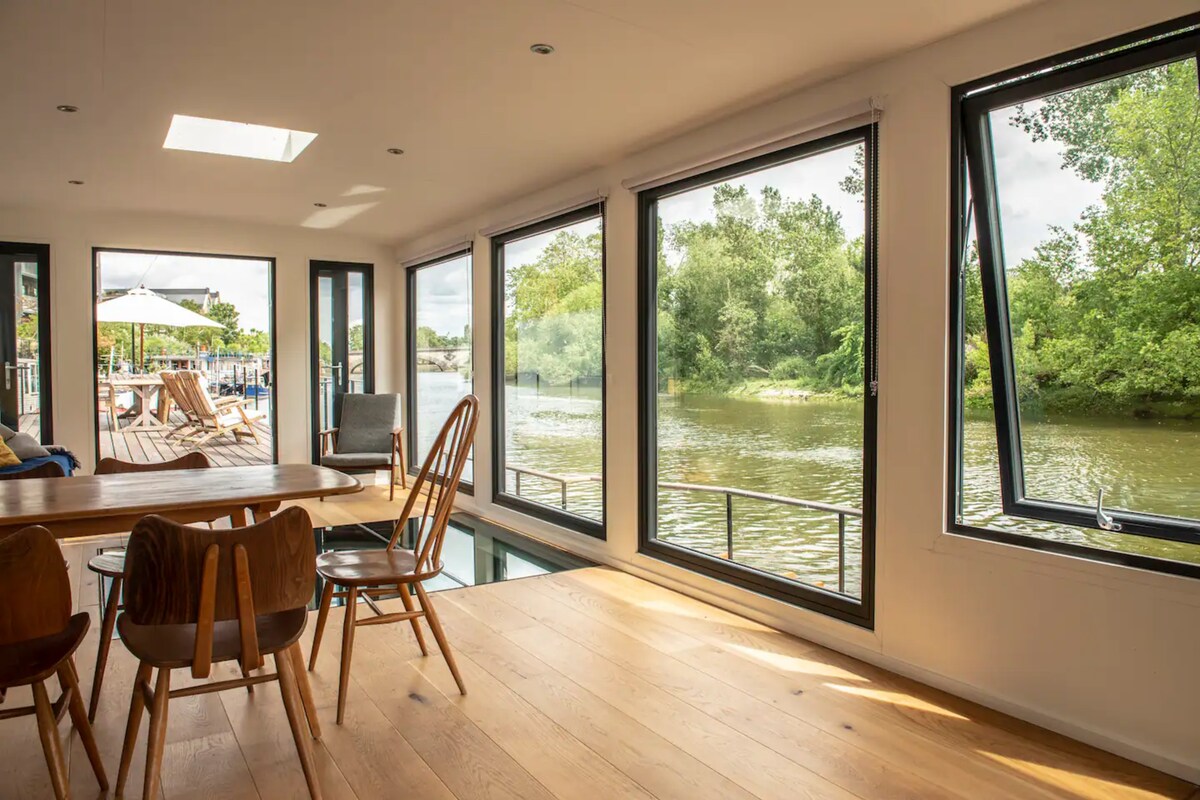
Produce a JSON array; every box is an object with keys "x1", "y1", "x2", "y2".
[
  {"x1": 94, "y1": 250, "x2": 275, "y2": 466},
  {"x1": 641, "y1": 130, "x2": 877, "y2": 620},
  {"x1": 311, "y1": 261, "x2": 373, "y2": 462},
  {"x1": 409, "y1": 252, "x2": 473, "y2": 483},
  {"x1": 493, "y1": 207, "x2": 604, "y2": 535},
  {"x1": 962, "y1": 30, "x2": 1200, "y2": 553}
]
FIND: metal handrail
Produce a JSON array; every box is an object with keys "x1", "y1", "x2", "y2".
[{"x1": 503, "y1": 465, "x2": 861, "y2": 593}]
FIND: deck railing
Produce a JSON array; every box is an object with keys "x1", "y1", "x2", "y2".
[{"x1": 504, "y1": 465, "x2": 862, "y2": 593}]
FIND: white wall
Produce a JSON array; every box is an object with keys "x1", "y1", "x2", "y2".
[
  {"x1": 0, "y1": 205, "x2": 394, "y2": 468},
  {"x1": 396, "y1": 0, "x2": 1200, "y2": 781}
]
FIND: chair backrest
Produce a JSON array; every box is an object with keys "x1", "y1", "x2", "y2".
[
  {"x1": 159, "y1": 370, "x2": 190, "y2": 415},
  {"x1": 175, "y1": 371, "x2": 220, "y2": 418},
  {"x1": 388, "y1": 395, "x2": 478, "y2": 574},
  {"x1": 336, "y1": 393, "x2": 403, "y2": 454},
  {"x1": 123, "y1": 506, "x2": 316, "y2": 676},
  {"x1": 0, "y1": 460, "x2": 66, "y2": 480},
  {"x1": 0, "y1": 526, "x2": 72, "y2": 646},
  {"x1": 96, "y1": 452, "x2": 211, "y2": 475}
]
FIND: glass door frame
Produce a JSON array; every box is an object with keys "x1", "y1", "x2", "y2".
[
  {"x1": 309, "y1": 260, "x2": 375, "y2": 464},
  {"x1": 0, "y1": 242, "x2": 52, "y2": 443}
]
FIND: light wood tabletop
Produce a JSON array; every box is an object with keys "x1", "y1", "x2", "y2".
[{"x1": 0, "y1": 464, "x2": 362, "y2": 539}]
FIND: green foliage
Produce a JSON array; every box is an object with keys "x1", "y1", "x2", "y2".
[
  {"x1": 505, "y1": 230, "x2": 603, "y2": 384},
  {"x1": 968, "y1": 59, "x2": 1200, "y2": 416},
  {"x1": 657, "y1": 179, "x2": 865, "y2": 394}
]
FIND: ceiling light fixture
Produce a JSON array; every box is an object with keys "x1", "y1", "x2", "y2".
[
  {"x1": 56, "y1": 104, "x2": 78, "y2": 113},
  {"x1": 68, "y1": 180, "x2": 84, "y2": 185},
  {"x1": 163, "y1": 114, "x2": 317, "y2": 162},
  {"x1": 386, "y1": 147, "x2": 404, "y2": 155},
  {"x1": 529, "y1": 43, "x2": 555, "y2": 55},
  {"x1": 313, "y1": 202, "x2": 327, "y2": 208}
]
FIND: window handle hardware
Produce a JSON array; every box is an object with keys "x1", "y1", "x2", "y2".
[{"x1": 1095, "y1": 489, "x2": 1122, "y2": 532}]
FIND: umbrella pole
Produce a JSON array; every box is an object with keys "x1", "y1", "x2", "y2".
[{"x1": 139, "y1": 323, "x2": 145, "y2": 374}]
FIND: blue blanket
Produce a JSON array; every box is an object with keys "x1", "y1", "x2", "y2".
[{"x1": 0, "y1": 454, "x2": 75, "y2": 477}]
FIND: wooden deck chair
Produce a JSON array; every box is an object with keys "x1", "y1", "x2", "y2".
[
  {"x1": 175, "y1": 370, "x2": 266, "y2": 448},
  {"x1": 162, "y1": 370, "x2": 243, "y2": 440}
]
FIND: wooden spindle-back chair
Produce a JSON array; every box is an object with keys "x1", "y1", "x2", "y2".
[
  {"x1": 310, "y1": 394, "x2": 479, "y2": 723},
  {"x1": 85, "y1": 451, "x2": 214, "y2": 721},
  {"x1": 0, "y1": 526, "x2": 108, "y2": 799},
  {"x1": 115, "y1": 506, "x2": 323, "y2": 799}
]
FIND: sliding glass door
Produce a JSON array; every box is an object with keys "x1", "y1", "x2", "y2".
[
  {"x1": 310, "y1": 261, "x2": 374, "y2": 462},
  {"x1": 0, "y1": 243, "x2": 51, "y2": 442},
  {"x1": 406, "y1": 250, "x2": 473, "y2": 487}
]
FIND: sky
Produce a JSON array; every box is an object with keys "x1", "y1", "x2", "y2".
[
  {"x1": 97, "y1": 251, "x2": 273, "y2": 331},
  {"x1": 414, "y1": 252, "x2": 472, "y2": 339}
]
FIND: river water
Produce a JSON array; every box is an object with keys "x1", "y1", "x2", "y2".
[{"x1": 416, "y1": 372, "x2": 1200, "y2": 597}]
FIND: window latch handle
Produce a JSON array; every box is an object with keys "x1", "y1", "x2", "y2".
[{"x1": 1095, "y1": 489, "x2": 1122, "y2": 532}]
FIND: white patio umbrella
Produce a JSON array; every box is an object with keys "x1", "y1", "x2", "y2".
[{"x1": 96, "y1": 285, "x2": 222, "y2": 371}]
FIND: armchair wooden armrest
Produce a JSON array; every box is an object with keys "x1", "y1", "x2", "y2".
[{"x1": 319, "y1": 427, "x2": 338, "y2": 456}]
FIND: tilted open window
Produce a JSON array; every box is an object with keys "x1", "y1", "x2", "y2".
[{"x1": 955, "y1": 18, "x2": 1200, "y2": 567}]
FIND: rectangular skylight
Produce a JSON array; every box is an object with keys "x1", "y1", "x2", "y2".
[{"x1": 163, "y1": 114, "x2": 317, "y2": 162}]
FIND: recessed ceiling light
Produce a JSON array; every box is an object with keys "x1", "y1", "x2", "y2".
[
  {"x1": 68, "y1": 180, "x2": 84, "y2": 185},
  {"x1": 386, "y1": 148, "x2": 404, "y2": 155},
  {"x1": 530, "y1": 43, "x2": 555, "y2": 55},
  {"x1": 56, "y1": 104, "x2": 78, "y2": 113},
  {"x1": 163, "y1": 114, "x2": 317, "y2": 162},
  {"x1": 313, "y1": 202, "x2": 327, "y2": 208}
]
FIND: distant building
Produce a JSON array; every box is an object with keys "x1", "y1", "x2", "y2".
[{"x1": 103, "y1": 287, "x2": 221, "y2": 310}]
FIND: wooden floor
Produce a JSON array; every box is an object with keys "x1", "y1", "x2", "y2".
[
  {"x1": 97, "y1": 406, "x2": 272, "y2": 467},
  {"x1": 2, "y1": 492, "x2": 1194, "y2": 800}
]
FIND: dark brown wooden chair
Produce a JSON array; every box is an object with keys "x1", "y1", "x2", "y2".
[
  {"x1": 0, "y1": 526, "x2": 108, "y2": 799},
  {"x1": 115, "y1": 506, "x2": 323, "y2": 799},
  {"x1": 310, "y1": 395, "x2": 478, "y2": 724},
  {"x1": 0, "y1": 460, "x2": 66, "y2": 480},
  {"x1": 85, "y1": 451, "x2": 215, "y2": 722}
]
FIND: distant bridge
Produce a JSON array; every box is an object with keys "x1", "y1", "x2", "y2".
[{"x1": 416, "y1": 346, "x2": 469, "y2": 372}]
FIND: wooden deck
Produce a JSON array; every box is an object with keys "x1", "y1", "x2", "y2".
[
  {"x1": 97, "y1": 404, "x2": 273, "y2": 467},
  {"x1": 1, "y1": 487, "x2": 1192, "y2": 800}
]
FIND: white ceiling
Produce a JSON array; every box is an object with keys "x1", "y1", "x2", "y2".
[{"x1": 0, "y1": 0, "x2": 1040, "y2": 243}]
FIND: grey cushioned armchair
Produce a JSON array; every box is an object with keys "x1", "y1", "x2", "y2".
[{"x1": 319, "y1": 393, "x2": 408, "y2": 500}]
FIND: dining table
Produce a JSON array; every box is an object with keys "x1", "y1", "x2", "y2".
[{"x1": 0, "y1": 463, "x2": 362, "y2": 540}]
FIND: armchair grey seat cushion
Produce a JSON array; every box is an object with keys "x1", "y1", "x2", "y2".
[
  {"x1": 325, "y1": 393, "x2": 403, "y2": 458},
  {"x1": 321, "y1": 452, "x2": 390, "y2": 468}
]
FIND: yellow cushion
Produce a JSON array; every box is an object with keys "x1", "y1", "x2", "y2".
[{"x1": 0, "y1": 438, "x2": 20, "y2": 467}]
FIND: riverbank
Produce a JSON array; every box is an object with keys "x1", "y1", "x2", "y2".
[{"x1": 676, "y1": 377, "x2": 862, "y2": 402}]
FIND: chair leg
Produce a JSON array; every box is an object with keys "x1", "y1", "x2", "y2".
[
  {"x1": 89, "y1": 573, "x2": 122, "y2": 721},
  {"x1": 116, "y1": 661, "x2": 152, "y2": 795},
  {"x1": 399, "y1": 444, "x2": 408, "y2": 490},
  {"x1": 388, "y1": 467, "x2": 395, "y2": 501},
  {"x1": 288, "y1": 643, "x2": 321, "y2": 740},
  {"x1": 32, "y1": 680, "x2": 69, "y2": 800},
  {"x1": 309, "y1": 581, "x2": 335, "y2": 670},
  {"x1": 336, "y1": 587, "x2": 358, "y2": 725},
  {"x1": 143, "y1": 667, "x2": 172, "y2": 800},
  {"x1": 414, "y1": 583, "x2": 466, "y2": 695},
  {"x1": 60, "y1": 659, "x2": 109, "y2": 791},
  {"x1": 398, "y1": 584, "x2": 429, "y2": 656},
  {"x1": 276, "y1": 645, "x2": 323, "y2": 799}
]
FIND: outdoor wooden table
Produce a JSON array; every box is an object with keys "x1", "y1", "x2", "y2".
[
  {"x1": 0, "y1": 464, "x2": 361, "y2": 540},
  {"x1": 107, "y1": 375, "x2": 168, "y2": 431}
]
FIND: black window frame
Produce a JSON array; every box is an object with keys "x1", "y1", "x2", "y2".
[
  {"x1": 637, "y1": 126, "x2": 879, "y2": 628},
  {"x1": 89, "y1": 246, "x2": 280, "y2": 465},
  {"x1": 309, "y1": 260, "x2": 375, "y2": 464},
  {"x1": 490, "y1": 203, "x2": 607, "y2": 540},
  {"x1": 405, "y1": 247, "x2": 475, "y2": 495},
  {"x1": 954, "y1": 18, "x2": 1200, "y2": 560}
]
